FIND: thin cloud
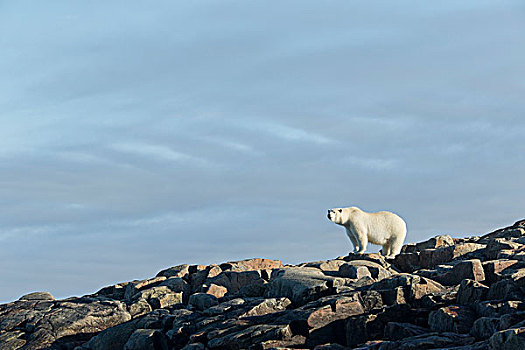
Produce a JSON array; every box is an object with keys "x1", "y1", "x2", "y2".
[
  {"x1": 109, "y1": 142, "x2": 215, "y2": 167},
  {"x1": 343, "y1": 155, "x2": 398, "y2": 170},
  {"x1": 242, "y1": 120, "x2": 336, "y2": 144}
]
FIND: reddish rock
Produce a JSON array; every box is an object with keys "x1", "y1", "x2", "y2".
[
  {"x1": 219, "y1": 258, "x2": 283, "y2": 272},
  {"x1": 419, "y1": 243, "x2": 485, "y2": 269},
  {"x1": 204, "y1": 284, "x2": 228, "y2": 299},
  {"x1": 439, "y1": 259, "x2": 485, "y2": 285}
]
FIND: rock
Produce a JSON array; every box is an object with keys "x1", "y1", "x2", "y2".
[
  {"x1": 18, "y1": 292, "x2": 55, "y2": 301},
  {"x1": 124, "y1": 277, "x2": 167, "y2": 301},
  {"x1": 306, "y1": 294, "x2": 365, "y2": 329},
  {"x1": 471, "y1": 317, "x2": 500, "y2": 339},
  {"x1": 188, "y1": 293, "x2": 219, "y2": 311},
  {"x1": 480, "y1": 226, "x2": 525, "y2": 241},
  {"x1": 206, "y1": 324, "x2": 292, "y2": 349},
  {"x1": 345, "y1": 304, "x2": 425, "y2": 347},
  {"x1": 207, "y1": 270, "x2": 265, "y2": 296},
  {"x1": 264, "y1": 267, "x2": 342, "y2": 306},
  {"x1": 383, "y1": 322, "x2": 431, "y2": 340},
  {"x1": 189, "y1": 265, "x2": 223, "y2": 292},
  {"x1": 156, "y1": 264, "x2": 190, "y2": 278},
  {"x1": 369, "y1": 273, "x2": 421, "y2": 290},
  {"x1": 158, "y1": 277, "x2": 190, "y2": 294},
  {"x1": 338, "y1": 260, "x2": 392, "y2": 280},
  {"x1": 204, "y1": 284, "x2": 228, "y2": 298},
  {"x1": 483, "y1": 260, "x2": 519, "y2": 284},
  {"x1": 123, "y1": 329, "x2": 168, "y2": 350},
  {"x1": 499, "y1": 312, "x2": 525, "y2": 330},
  {"x1": 129, "y1": 299, "x2": 153, "y2": 318},
  {"x1": 254, "y1": 335, "x2": 307, "y2": 349},
  {"x1": 438, "y1": 259, "x2": 486, "y2": 286},
  {"x1": 379, "y1": 287, "x2": 406, "y2": 306},
  {"x1": 181, "y1": 343, "x2": 205, "y2": 350},
  {"x1": 219, "y1": 258, "x2": 283, "y2": 271},
  {"x1": 415, "y1": 235, "x2": 455, "y2": 251},
  {"x1": 0, "y1": 330, "x2": 26, "y2": 350},
  {"x1": 392, "y1": 252, "x2": 421, "y2": 273},
  {"x1": 342, "y1": 253, "x2": 391, "y2": 268},
  {"x1": 95, "y1": 282, "x2": 129, "y2": 300},
  {"x1": 3, "y1": 220, "x2": 525, "y2": 350},
  {"x1": 374, "y1": 332, "x2": 476, "y2": 349},
  {"x1": 81, "y1": 320, "x2": 139, "y2": 350},
  {"x1": 475, "y1": 301, "x2": 525, "y2": 318},
  {"x1": 131, "y1": 286, "x2": 183, "y2": 309},
  {"x1": 428, "y1": 306, "x2": 476, "y2": 334},
  {"x1": 18, "y1": 298, "x2": 131, "y2": 349},
  {"x1": 487, "y1": 279, "x2": 522, "y2": 301},
  {"x1": 338, "y1": 265, "x2": 372, "y2": 279},
  {"x1": 456, "y1": 279, "x2": 489, "y2": 304},
  {"x1": 485, "y1": 239, "x2": 524, "y2": 260},
  {"x1": 302, "y1": 260, "x2": 347, "y2": 272},
  {"x1": 489, "y1": 327, "x2": 525, "y2": 350},
  {"x1": 359, "y1": 290, "x2": 383, "y2": 311},
  {"x1": 239, "y1": 297, "x2": 291, "y2": 317},
  {"x1": 419, "y1": 243, "x2": 486, "y2": 269}
]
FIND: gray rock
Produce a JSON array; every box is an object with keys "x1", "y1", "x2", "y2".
[
  {"x1": 18, "y1": 292, "x2": 55, "y2": 301},
  {"x1": 239, "y1": 297, "x2": 291, "y2": 317},
  {"x1": 383, "y1": 322, "x2": 431, "y2": 340},
  {"x1": 207, "y1": 324, "x2": 292, "y2": 349},
  {"x1": 81, "y1": 320, "x2": 139, "y2": 350},
  {"x1": 123, "y1": 329, "x2": 168, "y2": 350},
  {"x1": 124, "y1": 277, "x2": 167, "y2": 301},
  {"x1": 428, "y1": 306, "x2": 476, "y2": 334},
  {"x1": 487, "y1": 279, "x2": 522, "y2": 301},
  {"x1": 264, "y1": 267, "x2": 343, "y2": 306},
  {"x1": 489, "y1": 327, "x2": 525, "y2": 350},
  {"x1": 303, "y1": 259, "x2": 348, "y2": 272},
  {"x1": 475, "y1": 300, "x2": 525, "y2": 318},
  {"x1": 0, "y1": 330, "x2": 26, "y2": 350},
  {"x1": 471, "y1": 317, "x2": 500, "y2": 340},
  {"x1": 206, "y1": 270, "x2": 265, "y2": 296},
  {"x1": 131, "y1": 286, "x2": 183, "y2": 310},
  {"x1": 156, "y1": 264, "x2": 190, "y2": 278},
  {"x1": 457, "y1": 279, "x2": 489, "y2": 304},
  {"x1": 188, "y1": 293, "x2": 219, "y2": 311},
  {"x1": 415, "y1": 235, "x2": 455, "y2": 251},
  {"x1": 338, "y1": 265, "x2": 372, "y2": 279},
  {"x1": 17, "y1": 298, "x2": 131, "y2": 349},
  {"x1": 483, "y1": 260, "x2": 519, "y2": 285}
]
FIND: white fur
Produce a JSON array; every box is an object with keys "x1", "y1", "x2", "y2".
[{"x1": 327, "y1": 206, "x2": 407, "y2": 259}]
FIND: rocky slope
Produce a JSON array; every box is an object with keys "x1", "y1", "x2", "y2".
[{"x1": 2, "y1": 220, "x2": 525, "y2": 350}]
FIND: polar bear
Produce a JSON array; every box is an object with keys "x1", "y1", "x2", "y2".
[{"x1": 327, "y1": 206, "x2": 407, "y2": 258}]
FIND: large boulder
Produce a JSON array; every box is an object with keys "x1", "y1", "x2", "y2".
[{"x1": 264, "y1": 268, "x2": 344, "y2": 306}]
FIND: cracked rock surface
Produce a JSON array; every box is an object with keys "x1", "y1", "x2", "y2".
[{"x1": 2, "y1": 221, "x2": 525, "y2": 349}]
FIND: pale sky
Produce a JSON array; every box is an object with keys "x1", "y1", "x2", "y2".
[{"x1": 1, "y1": 1, "x2": 524, "y2": 302}]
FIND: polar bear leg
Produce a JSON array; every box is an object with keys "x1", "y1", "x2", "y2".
[
  {"x1": 382, "y1": 243, "x2": 391, "y2": 257},
  {"x1": 386, "y1": 235, "x2": 405, "y2": 259},
  {"x1": 354, "y1": 229, "x2": 368, "y2": 254},
  {"x1": 345, "y1": 227, "x2": 359, "y2": 252}
]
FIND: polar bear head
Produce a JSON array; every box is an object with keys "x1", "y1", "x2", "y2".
[{"x1": 327, "y1": 208, "x2": 347, "y2": 225}]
